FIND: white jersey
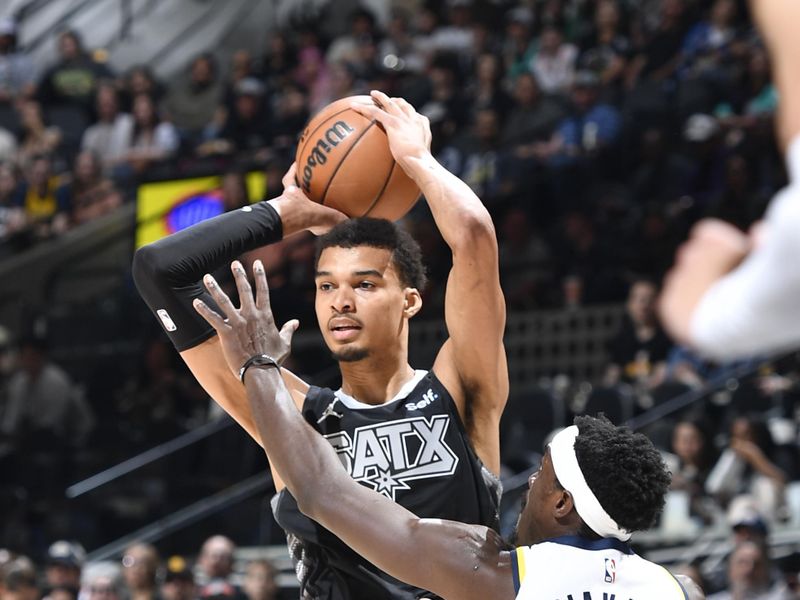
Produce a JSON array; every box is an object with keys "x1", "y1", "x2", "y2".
[
  {"x1": 511, "y1": 536, "x2": 688, "y2": 599},
  {"x1": 689, "y1": 136, "x2": 800, "y2": 361}
]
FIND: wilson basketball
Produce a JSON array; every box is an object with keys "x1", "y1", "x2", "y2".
[{"x1": 295, "y1": 95, "x2": 420, "y2": 221}]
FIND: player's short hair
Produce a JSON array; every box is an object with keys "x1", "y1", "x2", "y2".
[
  {"x1": 573, "y1": 415, "x2": 671, "y2": 534},
  {"x1": 316, "y1": 218, "x2": 427, "y2": 290}
]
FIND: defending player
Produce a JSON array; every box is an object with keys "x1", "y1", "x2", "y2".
[
  {"x1": 192, "y1": 261, "x2": 702, "y2": 600},
  {"x1": 659, "y1": 0, "x2": 800, "y2": 361},
  {"x1": 132, "y1": 91, "x2": 507, "y2": 598}
]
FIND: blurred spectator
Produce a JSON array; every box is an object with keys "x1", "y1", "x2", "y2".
[
  {"x1": 377, "y1": 8, "x2": 426, "y2": 75},
  {"x1": 0, "y1": 18, "x2": 36, "y2": 103},
  {"x1": 219, "y1": 170, "x2": 249, "y2": 212},
  {"x1": 577, "y1": 0, "x2": 631, "y2": 93},
  {"x1": 163, "y1": 53, "x2": 222, "y2": 146},
  {"x1": 544, "y1": 71, "x2": 622, "y2": 169},
  {"x1": 728, "y1": 497, "x2": 770, "y2": 547},
  {"x1": 80, "y1": 84, "x2": 134, "y2": 173},
  {"x1": 497, "y1": 207, "x2": 552, "y2": 310},
  {"x1": 159, "y1": 557, "x2": 193, "y2": 600},
  {"x1": 465, "y1": 52, "x2": 512, "y2": 116},
  {"x1": 269, "y1": 82, "x2": 309, "y2": 153},
  {"x1": 37, "y1": 30, "x2": 114, "y2": 118},
  {"x1": 625, "y1": 0, "x2": 688, "y2": 89},
  {"x1": 80, "y1": 563, "x2": 127, "y2": 600},
  {"x1": 222, "y1": 50, "x2": 257, "y2": 113},
  {"x1": 119, "y1": 66, "x2": 163, "y2": 113},
  {"x1": 114, "y1": 336, "x2": 207, "y2": 445},
  {"x1": 438, "y1": 107, "x2": 505, "y2": 200},
  {"x1": 241, "y1": 560, "x2": 277, "y2": 600},
  {"x1": 121, "y1": 94, "x2": 179, "y2": 175},
  {"x1": 326, "y1": 7, "x2": 378, "y2": 66},
  {"x1": 56, "y1": 151, "x2": 122, "y2": 226},
  {"x1": 121, "y1": 543, "x2": 159, "y2": 600},
  {"x1": 663, "y1": 418, "x2": 719, "y2": 523},
  {"x1": 604, "y1": 278, "x2": 671, "y2": 390},
  {"x1": 708, "y1": 541, "x2": 793, "y2": 599},
  {"x1": 429, "y1": 1, "x2": 475, "y2": 56},
  {"x1": 0, "y1": 162, "x2": 24, "y2": 247},
  {"x1": 500, "y1": 72, "x2": 565, "y2": 150},
  {"x1": 196, "y1": 536, "x2": 245, "y2": 600},
  {"x1": 1, "y1": 337, "x2": 95, "y2": 461},
  {"x1": 17, "y1": 155, "x2": 70, "y2": 241},
  {"x1": 44, "y1": 540, "x2": 85, "y2": 594},
  {"x1": 531, "y1": 26, "x2": 578, "y2": 94},
  {"x1": 261, "y1": 32, "x2": 297, "y2": 91},
  {"x1": 678, "y1": 0, "x2": 742, "y2": 80},
  {"x1": 42, "y1": 586, "x2": 78, "y2": 600},
  {"x1": 703, "y1": 153, "x2": 767, "y2": 231},
  {"x1": 201, "y1": 78, "x2": 270, "y2": 159},
  {"x1": 706, "y1": 416, "x2": 787, "y2": 516},
  {"x1": 502, "y1": 6, "x2": 536, "y2": 82},
  {"x1": 0, "y1": 557, "x2": 38, "y2": 600},
  {"x1": 15, "y1": 100, "x2": 63, "y2": 167}
]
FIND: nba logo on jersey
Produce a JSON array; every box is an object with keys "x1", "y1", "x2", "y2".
[{"x1": 604, "y1": 558, "x2": 616, "y2": 583}]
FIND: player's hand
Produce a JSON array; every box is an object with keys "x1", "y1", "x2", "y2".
[
  {"x1": 193, "y1": 260, "x2": 298, "y2": 380},
  {"x1": 349, "y1": 90, "x2": 432, "y2": 168},
  {"x1": 658, "y1": 219, "x2": 750, "y2": 344},
  {"x1": 273, "y1": 163, "x2": 347, "y2": 236}
]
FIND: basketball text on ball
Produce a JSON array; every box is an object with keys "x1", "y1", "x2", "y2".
[{"x1": 300, "y1": 120, "x2": 356, "y2": 194}]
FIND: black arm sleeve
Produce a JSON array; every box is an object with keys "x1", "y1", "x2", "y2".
[{"x1": 132, "y1": 201, "x2": 283, "y2": 351}]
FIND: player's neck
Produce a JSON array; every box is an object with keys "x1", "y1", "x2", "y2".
[{"x1": 339, "y1": 354, "x2": 416, "y2": 406}]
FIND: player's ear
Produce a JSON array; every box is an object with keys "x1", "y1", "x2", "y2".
[
  {"x1": 553, "y1": 489, "x2": 574, "y2": 519},
  {"x1": 403, "y1": 288, "x2": 422, "y2": 318}
]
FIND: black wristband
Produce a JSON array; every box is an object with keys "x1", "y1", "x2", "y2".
[
  {"x1": 133, "y1": 202, "x2": 284, "y2": 351},
  {"x1": 239, "y1": 354, "x2": 280, "y2": 383}
]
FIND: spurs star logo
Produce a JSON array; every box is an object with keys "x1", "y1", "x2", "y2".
[{"x1": 324, "y1": 415, "x2": 459, "y2": 499}]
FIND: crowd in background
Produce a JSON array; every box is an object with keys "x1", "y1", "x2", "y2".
[{"x1": 1, "y1": 0, "x2": 800, "y2": 597}]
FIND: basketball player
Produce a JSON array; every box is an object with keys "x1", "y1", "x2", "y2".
[
  {"x1": 191, "y1": 261, "x2": 703, "y2": 600},
  {"x1": 659, "y1": 0, "x2": 800, "y2": 361},
  {"x1": 132, "y1": 91, "x2": 507, "y2": 598}
]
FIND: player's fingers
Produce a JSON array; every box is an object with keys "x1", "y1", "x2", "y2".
[
  {"x1": 349, "y1": 101, "x2": 392, "y2": 125},
  {"x1": 392, "y1": 97, "x2": 415, "y2": 117},
  {"x1": 203, "y1": 273, "x2": 238, "y2": 317},
  {"x1": 253, "y1": 259, "x2": 272, "y2": 311},
  {"x1": 370, "y1": 90, "x2": 403, "y2": 116},
  {"x1": 279, "y1": 319, "x2": 300, "y2": 350},
  {"x1": 193, "y1": 298, "x2": 228, "y2": 330},
  {"x1": 282, "y1": 162, "x2": 299, "y2": 189},
  {"x1": 231, "y1": 260, "x2": 255, "y2": 312}
]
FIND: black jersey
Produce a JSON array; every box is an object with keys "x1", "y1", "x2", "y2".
[{"x1": 272, "y1": 370, "x2": 502, "y2": 600}]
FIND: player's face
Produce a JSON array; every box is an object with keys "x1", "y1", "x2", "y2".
[
  {"x1": 515, "y1": 450, "x2": 562, "y2": 546},
  {"x1": 315, "y1": 246, "x2": 413, "y2": 362}
]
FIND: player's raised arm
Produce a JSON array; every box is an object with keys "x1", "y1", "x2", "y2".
[
  {"x1": 351, "y1": 91, "x2": 508, "y2": 475},
  {"x1": 750, "y1": 0, "x2": 800, "y2": 152},
  {"x1": 193, "y1": 260, "x2": 515, "y2": 600},
  {"x1": 132, "y1": 168, "x2": 345, "y2": 454},
  {"x1": 659, "y1": 0, "x2": 800, "y2": 359}
]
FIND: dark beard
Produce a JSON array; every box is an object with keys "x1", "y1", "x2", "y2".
[{"x1": 331, "y1": 347, "x2": 370, "y2": 362}]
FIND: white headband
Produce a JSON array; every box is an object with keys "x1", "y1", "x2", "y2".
[{"x1": 549, "y1": 425, "x2": 632, "y2": 541}]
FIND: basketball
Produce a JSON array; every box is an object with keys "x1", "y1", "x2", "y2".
[{"x1": 295, "y1": 95, "x2": 421, "y2": 221}]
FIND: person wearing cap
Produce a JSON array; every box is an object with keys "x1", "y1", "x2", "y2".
[
  {"x1": 45, "y1": 541, "x2": 85, "y2": 594},
  {"x1": 199, "y1": 77, "x2": 271, "y2": 158},
  {"x1": 1, "y1": 557, "x2": 39, "y2": 600},
  {"x1": 159, "y1": 557, "x2": 194, "y2": 600},
  {"x1": 191, "y1": 259, "x2": 701, "y2": 599},
  {"x1": 660, "y1": 0, "x2": 800, "y2": 361}
]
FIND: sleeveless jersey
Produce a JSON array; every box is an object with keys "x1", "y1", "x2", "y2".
[
  {"x1": 272, "y1": 370, "x2": 502, "y2": 600},
  {"x1": 511, "y1": 536, "x2": 688, "y2": 599}
]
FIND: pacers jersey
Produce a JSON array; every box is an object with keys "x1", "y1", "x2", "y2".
[
  {"x1": 511, "y1": 536, "x2": 688, "y2": 599},
  {"x1": 272, "y1": 370, "x2": 502, "y2": 600}
]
